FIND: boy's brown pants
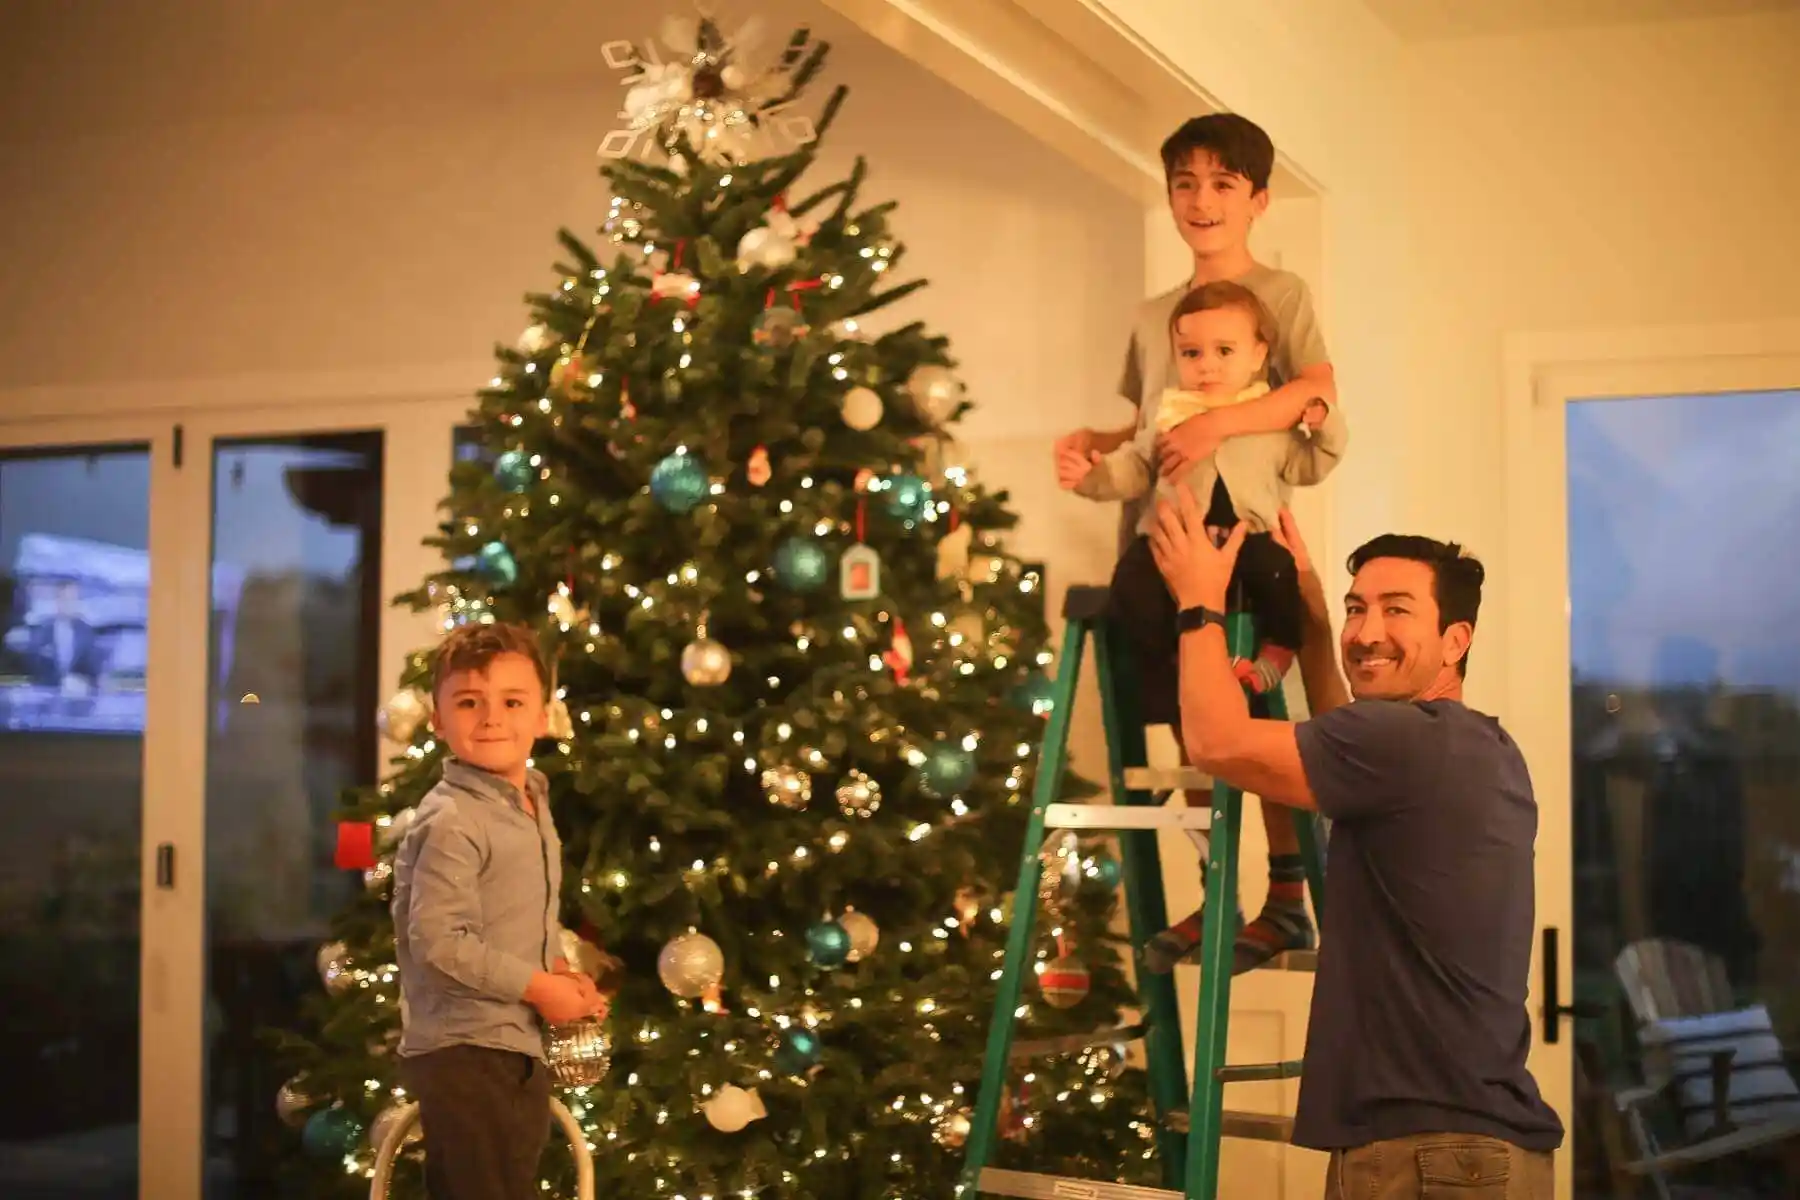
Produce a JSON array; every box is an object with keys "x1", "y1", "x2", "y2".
[{"x1": 402, "y1": 1045, "x2": 552, "y2": 1200}]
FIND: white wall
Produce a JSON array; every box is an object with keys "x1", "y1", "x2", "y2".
[
  {"x1": 0, "y1": 0, "x2": 1143, "y2": 726},
  {"x1": 1401, "y1": 9, "x2": 1800, "y2": 712}
]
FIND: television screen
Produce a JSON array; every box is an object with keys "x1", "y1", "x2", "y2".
[{"x1": 0, "y1": 532, "x2": 244, "y2": 735}]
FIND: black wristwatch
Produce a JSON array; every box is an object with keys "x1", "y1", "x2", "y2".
[{"x1": 1175, "y1": 604, "x2": 1227, "y2": 634}]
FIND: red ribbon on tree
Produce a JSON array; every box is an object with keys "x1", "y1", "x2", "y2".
[{"x1": 334, "y1": 821, "x2": 377, "y2": 871}]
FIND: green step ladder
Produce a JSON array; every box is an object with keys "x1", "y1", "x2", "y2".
[{"x1": 957, "y1": 584, "x2": 1327, "y2": 1200}]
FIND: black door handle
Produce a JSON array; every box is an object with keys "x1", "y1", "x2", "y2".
[
  {"x1": 155, "y1": 843, "x2": 175, "y2": 889},
  {"x1": 1541, "y1": 926, "x2": 1603, "y2": 1043}
]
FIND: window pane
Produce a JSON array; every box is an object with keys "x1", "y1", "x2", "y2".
[
  {"x1": 1568, "y1": 388, "x2": 1800, "y2": 1197},
  {"x1": 0, "y1": 445, "x2": 150, "y2": 1200},
  {"x1": 204, "y1": 433, "x2": 382, "y2": 1198}
]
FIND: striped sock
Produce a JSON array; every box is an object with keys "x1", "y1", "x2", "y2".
[
  {"x1": 1233, "y1": 854, "x2": 1315, "y2": 974},
  {"x1": 1233, "y1": 645, "x2": 1295, "y2": 694},
  {"x1": 1142, "y1": 860, "x2": 1245, "y2": 975}
]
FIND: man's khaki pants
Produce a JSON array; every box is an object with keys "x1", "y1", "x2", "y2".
[{"x1": 1323, "y1": 1132, "x2": 1554, "y2": 1199}]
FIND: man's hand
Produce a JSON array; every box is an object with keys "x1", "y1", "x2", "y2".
[
  {"x1": 1055, "y1": 442, "x2": 1101, "y2": 490},
  {"x1": 524, "y1": 970, "x2": 605, "y2": 1024},
  {"x1": 1157, "y1": 411, "x2": 1225, "y2": 480},
  {"x1": 1268, "y1": 507, "x2": 1316, "y2": 578},
  {"x1": 1149, "y1": 486, "x2": 1246, "y2": 611},
  {"x1": 1300, "y1": 400, "x2": 1328, "y2": 431}
]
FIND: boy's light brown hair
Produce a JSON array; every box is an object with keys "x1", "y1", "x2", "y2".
[
  {"x1": 1169, "y1": 280, "x2": 1277, "y2": 350},
  {"x1": 431, "y1": 621, "x2": 550, "y2": 698}
]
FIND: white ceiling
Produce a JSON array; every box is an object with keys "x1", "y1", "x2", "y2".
[{"x1": 1364, "y1": 0, "x2": 1800, "y2": 40}]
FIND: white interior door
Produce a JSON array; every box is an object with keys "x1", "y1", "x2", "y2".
[{"x1": 1505, "y1": 328, "x2": 1800, "y2": 1199}]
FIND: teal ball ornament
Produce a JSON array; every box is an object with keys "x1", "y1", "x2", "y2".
[
  {"x1": 883, "y1": 472, "x2": 931, "y2": 522},
  {"x1": 918, "y1": 741, "x2": 977, "y2": 799},
  {"x1": 301, "y1": 1107, "x2": 363, "y2": 1159},
  {"x1": 475, "y1": 541, "x2": 518, "y2": 587},
  {"x1": 493, "y1": 449, "x2": 533, "y2": 493},
  {"x1": 651, "y1": 451, "x2": 709, "y2": 514},
  {"x1": 805, "y1": 919, "x2": 852, "y2": 968},
  {"x1": 1008, "y1": 671, "x2": 1057, "y2": 716},
  {"x1": 1084, "y1": 850, "x2": 1123, "y2": 893},
  {"x1": 774, "y1": 1027, "x2": 823, "y2": 1075},
  {"x1": 774, "y1": 537, "x2": 831, "y2": 592}
]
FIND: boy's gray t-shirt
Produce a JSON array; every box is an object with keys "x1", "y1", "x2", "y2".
[
  {"x1": 1291, "y1": 699, "x2": 1566, "y2": 1152},
  {"x1": 1114, "y1": 264, "x2": 1330, "y2": 551}
]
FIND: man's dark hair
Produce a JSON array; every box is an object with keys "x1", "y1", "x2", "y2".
[
  {"x1": 1160, "y1": 113, "x2": 1275, "y2": 193},
  {"x1": 1346, "y1": 535, "x2": 1486, "y2": 677}
]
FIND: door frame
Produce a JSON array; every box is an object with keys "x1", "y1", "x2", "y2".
[
  {"x1": 0, "y1": 394, "x2": 468, "y2": 1199},
  {"x1": 1501, "y1": 317, "x2": 1800, "y2": 1198}
]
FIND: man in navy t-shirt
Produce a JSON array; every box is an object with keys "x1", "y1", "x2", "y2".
[{"x1": 1146, "y1": 490, "x2": 1563, "y2": 1198}]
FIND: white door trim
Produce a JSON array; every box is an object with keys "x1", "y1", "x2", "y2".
[{"x1": 1501, "y1": 317, "x2": 1800, "y2": 1199}]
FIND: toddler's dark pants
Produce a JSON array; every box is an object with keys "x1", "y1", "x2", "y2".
[{"x1": 1109, "y1": 481, "x2": 1302, "y2": 727}]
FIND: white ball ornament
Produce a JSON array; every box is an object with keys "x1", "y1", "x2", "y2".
[
  {"x1": 702, "y1": 1084, "x2": 767, "y2": 1132},
  {"x1": 840, "y1": 386, "x2": 883, "y2": 431}
]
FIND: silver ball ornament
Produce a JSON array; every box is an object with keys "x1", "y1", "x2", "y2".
[
  {"x1": 368, "y1": 1101, "x2": 421, "y2": 1151},
  {"x1": 316, "y1": 941, "x2": 354, "y2": 995},
  {"x1": 907, "y1": 365, "x2": 963, "y2": 423},
  {"x1": 376, "y1": 689, "x2": 429, "y2": 743},
  {"x1": 681, "y1": 637, "x2": 733, "y2": 686},
  {"x1": 657, "y1": 930, "x2": 725, "y2": 998},
  {"x1": 275, "y1": 1077, "x2": 312, "y2": 1128}
]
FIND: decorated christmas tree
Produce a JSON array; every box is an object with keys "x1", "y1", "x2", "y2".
[{"x1": 272, "y1": 15, "x2": 1160, "y2": 1198}]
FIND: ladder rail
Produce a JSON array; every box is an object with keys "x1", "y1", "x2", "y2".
[
  {"x1": 1092, "y1": 621, "x2": 1190, "y2": 1184},
  {"x1": 959, "y1": 616, "x2": 1090, "y2": 1191},
  {"x1": 1181, "y1": 611, "x2": 1259, "y2": 1199}
]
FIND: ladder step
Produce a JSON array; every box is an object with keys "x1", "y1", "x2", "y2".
[
  {"x1": 1270, "y1": 948, "x2": 1317, "y2": 973},
  {"x1": 1122, "y1": 767, "x2": 1213, "y2": 793},
  {"x1": 1044, "y1": 803, "x2": 1211, "y2": 832},
  {"x1": 1215, "y1": 1059, "x2": 1304, "y2": 1083},
  {"x1": 975, "y1": 1168, "x2": 1182, "y2": 1199},
  {"x1": 1166, "y1": 1109, "x2": 1295, "y2": 1143},
  {"x1": 1009, "y1": 1023, "x2": 1145, "y2": 1061}
]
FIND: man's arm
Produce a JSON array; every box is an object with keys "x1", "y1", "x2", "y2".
[
  {"x1": 1293, "y1": 553, "x2": 1351, "y2": 718},
  {"x1": 1090, "y1": 422, "x2": 1137, "y2": 454},
  {"x1": 1176, "y1": 622, "x2": 1317, "y2": 809}
]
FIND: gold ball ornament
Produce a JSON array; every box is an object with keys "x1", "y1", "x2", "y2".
[
  {"x1": 657, "y1": 930, "x2": 725, "y2": 998},
  {"x1": 834, "y1": 770, "x2": 881, "y2": 819},
  {"x1": 545, "y1": 697, "x2": 574, "y2": 740},
  {"x1": 761, "y1": 765, "x2": 812, "y2": 810},
  {"x1": 838, "y1": 909, "x2": 880, "y2": 962},
  {"x1": 681, "y1": 637, "x2": 733, "y2": 686},
  {"x1": 933, "y1": 1108, "x2": 973, "y2": 1149},
  {"x1": 544, "y1": 1016, "x2": 612, "y2": 1087},
  {"x1": 376, "y1": 689, "x2": 430, "y2": 743},
  {"x1": 701, "y1": 1084, "x2": 768, "y2": 1132}
]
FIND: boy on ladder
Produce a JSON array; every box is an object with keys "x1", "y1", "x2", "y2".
[{"x1": 1055, "y1": 112, "x2": 1347, "y2": 974}]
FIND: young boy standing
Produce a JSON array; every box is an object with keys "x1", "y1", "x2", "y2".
[
  {"x1": 1055, "y1": 112, "x2": 1341, "y2": 974},
  {"x1": 392, "y1": 622, "x2": 605, "y2": 1200}
]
